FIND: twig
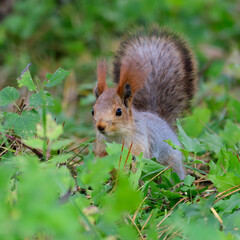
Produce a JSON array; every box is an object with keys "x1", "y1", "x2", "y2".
[
  {"x1": 141, "y1": 212, "x2": 153, "y2": 231},
  {"x1": 138, "y1": 163, "x2": 175, "y2": 191},
  {"x1": 216, "y1": 184, "x2": 240, "y2": 198},
  {"x1": 236, "y1": 153, "x2": 240, "y2": 163},
  {"x1": 118, "y1": 138, "x2": 125, "y2": 169},
  {"x1": 168, "y1": 229, "x2": 182, "y2": 240},
  {"x1": 158, "y1": 225, "x2": 173, "y2": 239},
  {"x1": 214, "y1": 187, "x2": 240, "y2": 204},
  {"x1": 124, "y1": 142, "x2": 133, "y2": 168},
  {"x1": 0, "y1": 132, "x2": 43, "y2": 159},
  {"x1": 0, "y1": 140, "x2": 15, "y2": 156},
  {"x1": 220, "y1": 163, "x2": 227, "y2": 173},
  {"x1": 132, "y1": 196, "x2": 148, "y2": 222},
  {"x1": 128, "y1": 214, "x2": 144, "y2": 240},
  {"x1": 210, "y1": 207, "x2": 223, "y2": 225}
]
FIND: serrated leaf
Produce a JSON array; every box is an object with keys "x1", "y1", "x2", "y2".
[
  {"x1": 17, "y1": 64, "x2": 36, "y2": 91},
  {"x1": 80, "y1": 155, "x2": 115, "y2": 190},
  {"x1": 220, "y1": 120, "x2": 240, "y2": 147},
  {"x1": 0, "y1": 87, "x2": 20, "y2": 106},
  {"x1": 37, "y1": 114, "x2": 63, "y2": 141},
  {"x1": 183, "y1": 107, "x2": 211, "y2": 137},
  {"x1": 160, "y1": 190, "x2": 182, "y2": 199},
  {"x1": 29, "y1": 90, "x2": 54, "y2": 108},
  {"x1": 51, "y1": 139, "x2": 74, "y2": 151},
  {"x1": 177, "y1": 120, "x2": 204, "y2": 154},
  {"x1": 50, "y1": 153, "x2": 74, "y2": 163},
  {"x1": 208, "y1": 173, "x2": 240, "y2": 192},
  {"x1": 105, "y1": 142, "x2": 133, "y2": 169},
  {"x1": 227, "y1": 97, "x2": 240, "y2": 122},
  {"x1": 184, "y1": 175, "x2": 195, "y2": 186},
  {"x1": 3, "y1": 111, "x2": 40, "y2": 138},
  {"x1": 200, "y1": 132, "x2": 224, "y2": 154},
  {"x1": 164, "y1": 139, "x2": 189, "y2": 160},
  {"x1": 44, "y1": 68, "x2": 70, "y2": 87},
  {"x1": 23, "y1": 138, "x2": 44, "y2": 150},
  {"x1": 102, "y1": 173, "x2": 142, "y2": 221},
  {"x1": 141, "y1": 157, "x2": 165, "y2": 176},
  {"x1": 214, "y1": 193, "x2": 240, "y2": 214}
]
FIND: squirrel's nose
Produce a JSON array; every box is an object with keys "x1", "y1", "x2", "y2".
[{"x1": 97, "y1": 123, "x2": 106, "y2": 132}]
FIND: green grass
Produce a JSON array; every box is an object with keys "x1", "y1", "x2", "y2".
[{"x1": 0, "y1": 1, "x2": 240, "y2": 239}]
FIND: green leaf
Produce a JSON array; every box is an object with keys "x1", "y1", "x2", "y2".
[
  {"x1": 214, "y1": 193, "x2": 240, "y2": 214},
  {"x1": 183, "y1": 107, "x2": 211, "y2": 137},
  {"x1": 50, "y1": 153, "x2": 74, "y2": 163},
  {"x1": 177, "y1": 120, "x2": 204, "y2": 154},
  {"x1": 220, "y1": 120, "x2": 240, "y2": 147},
  {"x1": 184, "y1": 175, "x2": 195, "y2": 186},
  {"x1": 164, "y1": 139, "x2": 189, "y2": 160},
  {"x1": 227, "y1": 97, "x2": 240, "y2": 122},
  {"x1": 23, "y1": 138, "x2": 44, "y2": 150},
  {"x1": 79, "y1": 155, "x2": 115, "y2": 190},
  {"x1": 160, "y1": 190, "x2": 182, "y2": 199},
  {"x1": 17, "y1": 64, "x2": 36, "y2": 91},
  {"x1": 29, "y1": 90, "x2": 54, "y2": 108},
  {"x1": 102, "y1": 173, "x2": 142, "y2": 221},
  {"x1": 105, "y1": 142, "x2": 133, "y2": 169},
  {"x1": 0, "y1": 87, "x2": 20, "y2": 106},
  {"x1": 208, "y1": 173, "x2": 240, "y2": 192},
  {"x1": 51, "y1": 139, "x2": 74, "y2": 151},
  {"x1": 3, "y1": 110, "x2": 40, "y2": 138},
  {"x1": 200, "y1": 132, "x2": 224, "y2": 154},
  {"x1": 141, "y1": 157, "x2": 165, "y2": 178},
  {"x1": 44, "y1": 68, "x2": 70, "y2": 87},
  {"x1": 37, "y1": 114, "x2": 63, "y2": 141}
]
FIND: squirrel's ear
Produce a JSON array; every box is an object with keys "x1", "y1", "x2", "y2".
[
  {"x1": 122, "y1": 83, "x2": 132, "y2": 107},
  {"x1": 95, "y1": 59, "x2": 107, "y2": 98},
  {"x1": 117, "y1": 56, "x2": 151, "y2": 104}
]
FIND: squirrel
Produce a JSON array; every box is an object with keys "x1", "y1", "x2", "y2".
[{"x1": 92, "y1": 26, "x2": 197, "y2": 180}]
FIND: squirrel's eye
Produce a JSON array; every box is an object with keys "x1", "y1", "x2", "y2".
[
  {"x1": 91, "y1": 108, "x2": 94, "y2": 116},
  {"x1": 116, "y1": 108, "x2": 122, "y2": 116}
]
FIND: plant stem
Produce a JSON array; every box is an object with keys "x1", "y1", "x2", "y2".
[
  {"x1": 42, "y1": 102, "x2": 47, "y2": 160},
  {"x1": 13, "y1": 102, "x2": 21, "y2": 112},
  {"x1": 0, "y1": 132, "x2": 43, "y2": 159}
]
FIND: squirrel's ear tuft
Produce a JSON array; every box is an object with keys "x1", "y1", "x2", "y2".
[{"x1": 95, "y1": 59, "x2": 107, "y2": 98}]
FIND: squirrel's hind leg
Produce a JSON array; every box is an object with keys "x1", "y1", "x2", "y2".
[{"x1": 160, "y1": 153, "x2": 186, "y2": 180}]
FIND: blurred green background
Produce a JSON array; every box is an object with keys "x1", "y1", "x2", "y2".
[{"x1": 0, "y1": 0, "x2": 239, "y2": 137}]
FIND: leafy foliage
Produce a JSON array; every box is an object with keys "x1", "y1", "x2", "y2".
[
  {"x1": 1, "y1": 1, "x2": 240, "y2": 239},
  {"x1": 1, "y1": 61, "x2": 240, "y2": 239},
  {"x1": 0, "y1": 86, "x2": 20, "y2": 106}
]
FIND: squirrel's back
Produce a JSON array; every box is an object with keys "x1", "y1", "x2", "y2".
[{"x1": 113, "y1": 27, "x2": 198, "y2": 124}]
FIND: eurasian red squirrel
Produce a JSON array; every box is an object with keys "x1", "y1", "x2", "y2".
[{"x1": 92, "y1": 26, "x2": 198, "y2": 180}]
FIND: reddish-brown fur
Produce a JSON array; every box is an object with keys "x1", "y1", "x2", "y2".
[
  {"x1": 117, "y1": 55, "x2": 151, "y2": 98},
  {"x1": 96, "y1": 59, "x2": 107, "y2": 96},
  {"x1": 113, "y1": 27, "x2": 197, "y2": 125},
  {"x1": 92, "y1": 26, "x2": 197, "y2": 179}
]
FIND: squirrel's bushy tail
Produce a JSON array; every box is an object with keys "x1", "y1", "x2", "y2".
[{"x1": 113, "y1": 26, "x2": 198, "y2": 125}]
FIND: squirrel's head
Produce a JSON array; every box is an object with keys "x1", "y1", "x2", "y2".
[
  {"x1": 92, "y1": 58, "x2": 150, "y2": 137},
  {"x1": 92, "y1": 60, "x2": 133, "y2": 137}
]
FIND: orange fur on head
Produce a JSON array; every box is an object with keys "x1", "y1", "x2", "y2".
[
  {"x1": 117, "y1": 55, "x2": 151, "y2": 98},
  {"x1": 97, "y1": 59, "x2": 107, "y2": 96}
]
